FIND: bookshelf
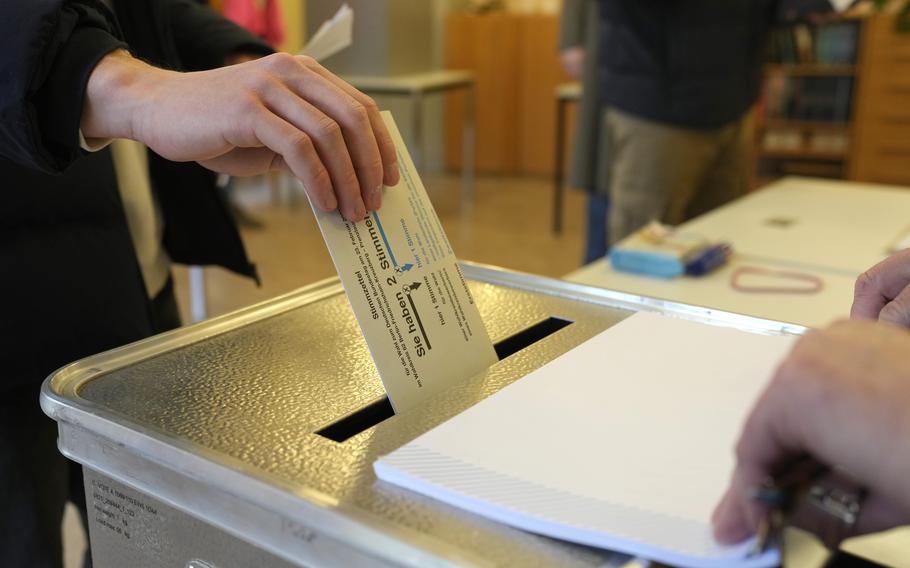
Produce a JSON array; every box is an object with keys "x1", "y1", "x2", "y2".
[
  {"x1": 444, "y1": 13, "x2": 571, "y2": 176},
  {"x1": 754, "y1": 19, "x2": 861, "y2": 185},
  {"x1": 755, "y1": 12, "x2": 910, "y2": 187},
  {"x1": 764, "y1": 63, "x2": 857, "y2": 76}
]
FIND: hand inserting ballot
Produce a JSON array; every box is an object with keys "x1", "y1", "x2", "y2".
[{"x1": 81, "y1": 51, "x2": 400, "y2": 221}]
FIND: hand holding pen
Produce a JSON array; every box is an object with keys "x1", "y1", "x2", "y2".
[
  {"x1": 747, "y1": 456, "x2": 865, "y2": 555},
  {"x1": 711, "y1": 319, "x2": 910, "y2": 551}
]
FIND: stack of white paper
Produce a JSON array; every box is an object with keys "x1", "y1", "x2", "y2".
[{"x1": 375, "y1": 312, "x2": 797, "y2": 568}]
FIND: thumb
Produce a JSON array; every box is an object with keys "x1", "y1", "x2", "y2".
[{"x1": 879, "y1": 285, "x2": 910, "y2": 329}]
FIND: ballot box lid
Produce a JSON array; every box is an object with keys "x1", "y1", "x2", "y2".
[{"x1": 41, "y1": 263, "x2": 802, "y2": 567}]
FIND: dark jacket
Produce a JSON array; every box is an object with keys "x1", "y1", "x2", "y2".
[
  {"x1": 0, "y1": 0, "x2": 272, "y2": 390},
  {"x1": 597, "y1": 0, "x2": 831, "y2": 129}
]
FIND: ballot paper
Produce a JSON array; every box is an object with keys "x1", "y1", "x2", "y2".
[
  {"x1": 308, "y1": 112, "x2": 498, "y2": 412},
  {"x1": 375, "y1": 312, "x2": 799, "y2": 568},
  {"x1": 300, "y1": 4, "x2": 354, "y2": 62},
  {"x1": 829, "y1": 0, "x2": 855, "y2": 12}
]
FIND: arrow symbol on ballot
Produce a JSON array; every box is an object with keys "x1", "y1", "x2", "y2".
[{"x1": 397, "y1": 263, "x2": 414, "y2": 273}]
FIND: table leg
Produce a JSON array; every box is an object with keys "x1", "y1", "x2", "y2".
[
  {"x1": 189, "y1": 266, "x2": 207, "y2": 323},
  {"x1": 553, "y1": 98, "x2": 567, "y2": 235},
  {"x1": 411, "y1": 91, "x2": 424, "y2": 171},
  {"x1": 462, "y1": 83, "x2": 476, "y2": 207}
]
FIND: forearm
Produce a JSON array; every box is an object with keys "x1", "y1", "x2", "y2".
[
  {"x1": 80, "y1": 50, "x2": 172, "y2": 142},
  {"x1": 73, "y1": 50, "x2": 401, "y2": 220}
]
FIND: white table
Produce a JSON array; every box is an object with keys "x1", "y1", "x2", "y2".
[
  {"x1": 343, "y1": 70, "x2": 476, "y2": 204},
  {"x1": 681, "y1": 177, "x2": 910, "y2": 273},
  {"x1": 564, "y1": 177, "x2": 910, "y2": 329},
  {"x1": 567, "y1": 176, "x2": 910, "y2": 565},
  {"x1": 567, "y1": 256, "x2": 856, "y2": 329}
]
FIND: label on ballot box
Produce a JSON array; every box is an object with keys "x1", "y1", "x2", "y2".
[{"x1": 308, "y1": 112, "x2": 497, "y2": 412}]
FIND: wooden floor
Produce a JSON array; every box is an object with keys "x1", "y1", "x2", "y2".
[{"x1": 172, "y1": 174, "x2": 588, "y2": 322}]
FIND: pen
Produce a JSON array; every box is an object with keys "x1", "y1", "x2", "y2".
[{"x1": 748, "y1": 455, "x2": 829, "y2": 557}]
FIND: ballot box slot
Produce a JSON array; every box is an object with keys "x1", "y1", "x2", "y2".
[
  {"x1": 824, "y1": 551, "x2": 889, "y2": 568},
  {"x1": 316, "y1": 397, "x2": 395, "y2": 443},
  {"x1": 493, "y1": 316, "x2": 572, "y2": 360},
  {"x1": 317, "y1": 316, "x2": 573, "y2": 443}
]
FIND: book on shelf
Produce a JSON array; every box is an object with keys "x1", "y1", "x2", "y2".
[
  {"x1": 762, "y1": 129, "x2": 803, "y2": 152},
  {"x1": 807, "y1": 131, "x2": 849, "y2": 153},
  {"x1": 762, "y1": 75, "x2": 853, "y2": 122},
  {"x1": 757, "y1": 19, "x2": 861, "y2": 183},
  {"x1": 768, "y1": 21, "x2": 859, "y2": 65},
  {"x1": 761, "y1": 127, "x2": 849, "y2": 158}
]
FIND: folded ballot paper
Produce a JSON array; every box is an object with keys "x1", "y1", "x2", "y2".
[
  {"x1": 306, "y1": 112, "x2": 497, "y2": 412},
  {"x1": 375, "y1": 312, "x2": 798, "y2": 568},
  {"x1": 300, "y1": 4, "x2": 354, "y2": 62}
]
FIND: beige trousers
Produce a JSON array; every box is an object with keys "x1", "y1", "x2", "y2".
[{"x1": 602, "y1": 107, "x2": 753, "y2": 245}]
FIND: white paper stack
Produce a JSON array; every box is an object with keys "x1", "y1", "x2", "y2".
[{"x1": 375, "y1": 312, "x2": 797, "y2": 568}]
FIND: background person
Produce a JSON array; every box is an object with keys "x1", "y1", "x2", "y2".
[
  {"x1": 594, "y1": 0, "x2": 833, "y2": 245},
  {"x1": 0, "y1": 1, "x2": 398, "y2": 566},
  {"x1": 559, "y1": 0, "x2": 611, "y2": 263}
]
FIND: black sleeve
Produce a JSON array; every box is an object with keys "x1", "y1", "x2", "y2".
[
  {"x1": 0, "y1": 0, "x2": 126, "y2": 174},
  {"x1": 164, "y1": 0, "x2": 273, "y2": 72}
]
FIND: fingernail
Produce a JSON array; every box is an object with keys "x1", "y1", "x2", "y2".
[{"x1": 324, "y1": 195, "x2": 338, "y2": 211}]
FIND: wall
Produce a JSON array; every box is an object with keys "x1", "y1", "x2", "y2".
[
  {"x1": 445, "y1": 12, "x2": 571, "y2": 176},
  {"x1": 424, "y1": 0, "x2": 467, "y2": 172},
  {"x1": 302, "y1": 0, "x2": 459, "y2": 173},
  {"x1": 278, "y1": 0, "x2": 305, "y2": 53}
]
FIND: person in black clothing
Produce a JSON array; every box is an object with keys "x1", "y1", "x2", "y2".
[
  {"x1": 594, "y1": 0, "x2": 834, "y2": 245},
  {"x1": 559, "y1": 0, "x2": 612, "y2": 263},
  {"x1": 0, "y1": 1, "x2": 399, "y2": 566}
]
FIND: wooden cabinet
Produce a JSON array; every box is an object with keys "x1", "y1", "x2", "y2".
[
  {"x1": 445, "y1": 13, "x2": 521, "y2": 174},
  {"x1": 444, "y1": 13, "x2": 571, "y2": 176},
  {"x1": 850, "y1": 14, "x2": 910, "y2": 185},
  {"x1": 444, "y1": 12, "x2": 910, "y2": 184}
]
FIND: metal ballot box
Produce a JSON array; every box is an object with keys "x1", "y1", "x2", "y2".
[{"x1": 42, "y1": 263, "x2": 802, "y2": 568}]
